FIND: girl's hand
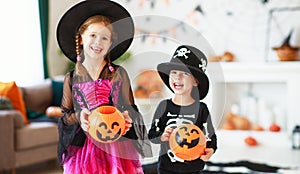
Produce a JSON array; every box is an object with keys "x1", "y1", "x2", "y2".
[
  {"x1": 80, "y1": 108, "x2": 91, "y2": 132},
  {"x1": 160, "y1": 127, "x2": 174, "y2": 142},
  {"x1": 200, "y1": 148, "x2": 214, "y2": 161},
  {"x1": 122, "y1": 110, "x2": 132, "y2": 135}
]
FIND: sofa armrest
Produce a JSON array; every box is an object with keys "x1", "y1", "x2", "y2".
[
  {"x1": 21, "y1": 79, "x2": 52, "y2": 114},
  {"x1": 0, "y1": 110, "x2": 25, "y2": 170},
  {"x1": 0, "y1": 110, "x2": 25, "y2": 128}
]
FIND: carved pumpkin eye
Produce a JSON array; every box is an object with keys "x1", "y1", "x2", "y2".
[
  {"x1": 180, "y1": 126, "x2": 188, "y2": 132},
  {"x1": 169, "y1": 124, "x2": 207, "y2": 161},
  {"x1": 99, "y1": 122, "x2": 108, "y2": 129},
  {"x1": 111, "y1": 122, "x2": 119, "y2": 129},
  {"x1": 88, "y1": 106, "x2": 126, "y2": 143},
  {"x1": 191, "y1": 129, "x2": 199, "y2": 134}
]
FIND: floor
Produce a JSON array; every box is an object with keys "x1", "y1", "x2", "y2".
[
  {"x1": 15, "y1": 160, "x2": 63, "y2": 174},
  {"x1": 13, "y1": 161, "x2": 157, "y2": 174},
  {"x1": 13, "y1": 160, "x2": 158, "y2": 174},
  {"x1": 12, "y1": 160, "x2": 272, "y2": 174}
]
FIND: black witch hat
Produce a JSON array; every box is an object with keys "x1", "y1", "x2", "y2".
[{"x1": 273, "y1": 30, "x2": 299, "y2": 50}]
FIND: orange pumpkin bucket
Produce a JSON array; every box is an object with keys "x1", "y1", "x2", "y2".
[
  {"x1": 88, "y1": 106, "x2": 125, "y2": 143},
  {"x1": 169, "y1": 124, "x2": 206, "y2": 161}
]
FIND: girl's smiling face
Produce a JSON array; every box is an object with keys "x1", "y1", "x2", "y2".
[
  {"x1": 81, "y1": 22, "x2": 112, "y2": 60},
  {"x1": 169, "y1": 70, "x2": 198, "y2": 96}
]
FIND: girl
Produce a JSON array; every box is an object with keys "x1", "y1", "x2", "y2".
[
  {"x1": 56, "y1": 1, "x2": 151, "y2": 173},
  {"x1": 148, "y1": 45, "x2": 217, "y2": 174}
]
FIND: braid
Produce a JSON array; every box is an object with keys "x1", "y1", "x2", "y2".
[
  {"x1": 75, "y1": 33, "x2": 81, "y2": 57},
  {"x1": 105, "y1": 53, "x2": 115, "y2": 76},
  {"x1": 105, "y1": 55, "x2": 111, "y2": 66}
]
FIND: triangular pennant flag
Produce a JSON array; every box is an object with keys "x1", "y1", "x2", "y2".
[
  {"x1": 195, "y1": 5, "x2": 204, "y2": 15},
  {"x1": 262, "y1": 0, "x2": 269, "y2": 5}
]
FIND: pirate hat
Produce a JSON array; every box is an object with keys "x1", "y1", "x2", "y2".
[
  {"x1": 157, "y1": 45, "x2": 209, "y2": 100},
  {"x1": 56, "y1": 0, "x2": 134, "y2": 62}
]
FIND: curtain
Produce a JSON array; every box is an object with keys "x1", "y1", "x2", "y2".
[{"x1": 38, "y1": 0, "x2": 49, "y2": 78}]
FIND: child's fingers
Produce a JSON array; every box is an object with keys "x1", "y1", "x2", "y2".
[
  {"x1": 81, "y1": 108, "x2": 91, "y2": 119},
  {"x1": 165, "y1": 127, "x2": 174, "y2": 134},
  {"x1": 200, "y1": 148, "x2": 214, "y2": 161},
  {"x1": 123, "y1": 110, "x2": 132, "y2": 127},
  {"x1": 160, "y1": 133, "x2": 168, "y2": 142},
  {"x1": 205, "y1": 148, "x2": 214, "y2": 155},
  {"x1": 125, "y1": 122, "x2": 132, "y2": 130},
  {"x1": 123, "y1": 124, "x2": 132, "y2": 135},
  {"x1": 81, "y1": 123, "x2": 89, "y2": 132},
  {"x1": 80, "y1": 118, "x2": 89, "y2": 132},
  {"x1": 80, "y1": 108, "x2": 91, "y2": 132},
  {"x1": 123, "y1": 110, "x2": 133, "y2": 123},
  {"x1": 122, "y1": 110, "x2": 133, "y2": 135},
  {"x1": 160, "y1": 128, "x2": 173, "y2": 141}
]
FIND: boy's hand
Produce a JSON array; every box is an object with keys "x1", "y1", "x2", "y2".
[
  {"x1": 80, "y1": 108, "x2": 91, "y2": 132},
  {"x1": 122, "y1": 110, "x2": 132, "y2": 135},
  {"x1": 200, "y1": 148, "x2": 214, "y2": 161},
  {"x1": 160, "y1": 127, "x2": 174, "y2": 142}
]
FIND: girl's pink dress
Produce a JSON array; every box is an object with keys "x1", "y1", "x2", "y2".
[
  {"x1": 61, "y1": 64, "x2": 145, "y2": 174},
  {"x1": 63, "y1": 138, "x2": 143, "y2": 174}
]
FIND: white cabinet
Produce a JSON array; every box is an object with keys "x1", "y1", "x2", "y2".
[{"x1": 215, "y1": 62, "x2": 300, "y2": 134}]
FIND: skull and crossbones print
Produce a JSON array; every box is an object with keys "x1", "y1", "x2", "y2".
[{"x1": 173, "y1": 48, "x2": 191, "y2": 59}]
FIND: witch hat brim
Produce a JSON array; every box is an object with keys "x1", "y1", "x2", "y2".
[{"x1": 56, "y1": 0, "x2": 134, "y2": 62}]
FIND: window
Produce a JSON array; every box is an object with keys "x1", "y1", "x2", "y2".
[{"x1": 0, "y1": 0, "x2": 44, "y2": 86}]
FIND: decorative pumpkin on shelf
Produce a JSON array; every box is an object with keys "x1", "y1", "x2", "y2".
[
  {"x1": 133, "y1": 69, "x2": 164, "y2": 98},
  {"x1": 273, "y1": 30, "x2": 299, "y2": 61},
  {"x1": 88, "y1": 106, "x2": 125, "y2": 143},
  {"x1": 221, "y1": 112, "x2": 251, "y2": 130},
  {"x1": 208, "y1": 51, "x2": 235, "y2": 62},
  {"x1": 169, "y1": 124, "x2": 206, "y2": 161}
]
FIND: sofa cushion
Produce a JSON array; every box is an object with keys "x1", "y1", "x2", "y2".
[
  {"x1": 0, "y1": 81, "x2": 28, "y2": 124},
  {"x1": 0, "y1": 96, "x2": 13, "y2": 110},
  {"x1": 51, "y1": 79, "x2": 64, "y2": 106},
  {"x1": 21, "y1": 80, "x2": 52, "y2": 114},
  {"x1": 15, "y1": 122, "x2": 58, "y2": 150}
]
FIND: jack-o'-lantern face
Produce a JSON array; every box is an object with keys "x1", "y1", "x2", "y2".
[
  {"x1": 169, "y1": 124, "x2": 206, "y2": 161},
  {"x1": 89, "y1": 106, "x2": 125, "y2": 143}
]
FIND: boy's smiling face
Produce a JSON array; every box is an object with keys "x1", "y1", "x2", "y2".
[{"x1": 169, "y1": 70, "x2": 198, "y2": 96}]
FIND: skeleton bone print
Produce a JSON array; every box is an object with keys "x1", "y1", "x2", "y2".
[
  {"x1": 165, "y1": 118, "x2": 194, "y2": 129},
  {"x1": 199, "y1": 58, "x2": 207, "y2": 72},
  {"x1": 173, "y1": 47, "x2": 191, "y2": 59}
]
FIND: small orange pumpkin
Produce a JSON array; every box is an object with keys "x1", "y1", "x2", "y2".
[
  {"x1": 88, "y1": 106, "x2": 125, "y2": 143},
  {"x1": 169, "y1": 124, "x2": 206, "y2": 161}
]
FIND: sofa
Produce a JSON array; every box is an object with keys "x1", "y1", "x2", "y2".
[{"x1": 0, "y1": 79, "x2": 63, "y2": 173}]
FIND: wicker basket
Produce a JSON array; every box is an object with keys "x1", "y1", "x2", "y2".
[{"x1": 275, "y1": 45, "x2": 299, "y2": 61}]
